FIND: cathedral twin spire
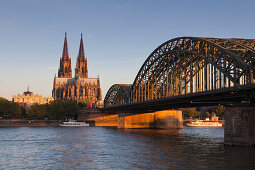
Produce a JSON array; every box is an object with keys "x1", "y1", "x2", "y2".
[
  {"x1": 58, "y1": 32, "x2": 88, "y2": 78},
  {"x1": 62, "y1": 32, "x2": 69, "y2": 60},
  {"x1": 58, "y1": 32, "x2": 72, "y2": 78},
  {"x1": 75, "y1": 33, "x2": 88, "y2": 78}
]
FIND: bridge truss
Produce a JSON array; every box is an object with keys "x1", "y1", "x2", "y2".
[
  {"x1": 104, "y1": 37, "x2": 255, "y2": 109},
  {"x1": 104, "y1": 84, "x2": 132, "y2": 107}
]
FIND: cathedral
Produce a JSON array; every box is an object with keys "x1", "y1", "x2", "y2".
[{"x1": 52, "y1": 33, "x2": 102, "y2": 107}]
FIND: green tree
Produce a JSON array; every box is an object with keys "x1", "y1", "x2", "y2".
[
  {"x1": 47, "y1": 100, "x2": 65, "y2": 120},
  {"x1": 78, "y1": 100, "x2": 90, "y2": 109},
  {"x1": 183, "y1": 107, "x2": 200, "y2": 118},
  {"x1": 46, "y1": 99, "x2": 79, "y2": 120},
  {"x1": 0, "y1": 97, "x2": 23, "y2": 118},
  {"x1": 215, "y1": 105, "x2": 225, "y2": 118},
  {"x1": 0, "y1": 98, "x2": 82, "y2": 120},
  {"x1": 0, "y1": 97, "x2": 8, "y2": 102},
  {"x1": 28, "y1": 104, "x2": 48, "y2": 118},
  {"x1": 64, "y1": 100, "x2": 79, "y2": 119},
  {"x1": 205, "y1": 112, "x2": 210, "y2": 118}
]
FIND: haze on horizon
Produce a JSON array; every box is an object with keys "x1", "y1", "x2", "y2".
[{"x1": 0, "y1": 0, "x2": 254, "y2": 100}]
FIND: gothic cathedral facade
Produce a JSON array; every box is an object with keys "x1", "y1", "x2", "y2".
[{"x1": 52, "y1": 33, "x2": 102, "y2": 107}]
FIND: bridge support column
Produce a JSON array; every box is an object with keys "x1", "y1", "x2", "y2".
[
  {"x1": 224, "y1": 107, "x2": 255, "y2": 146},
  {"x1": 118, "y1": 110, "x2": 182, "y2": 129},
  {"x1": 87, "y1": 114, "x2": 118, "y2": 127},
  {"x1": 78, "y1": 110, "x2": 118, "y2": 127}
]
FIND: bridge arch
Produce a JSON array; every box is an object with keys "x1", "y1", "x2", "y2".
[
  {"x1": 130, "y1": 37, "x2": 255, "y2": 103},
  {"x1": 104, "y1": 84, "x2": 132, "y2": 107},
  {"x1": 104, "y1": 37, "x2": 255, "y2": 106}
]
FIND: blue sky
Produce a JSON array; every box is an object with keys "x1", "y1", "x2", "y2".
[{"x1": 0, "y1": 0, "x2": 254, "y2": 100}]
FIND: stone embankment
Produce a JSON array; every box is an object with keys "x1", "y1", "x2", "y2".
[{"x1": 0, "y1": 119, "x2": 59, "y2": 127}]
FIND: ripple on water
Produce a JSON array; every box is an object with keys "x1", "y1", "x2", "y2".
[{"x1": 0, "y1": 126, "x2": 255, "y2": 169}]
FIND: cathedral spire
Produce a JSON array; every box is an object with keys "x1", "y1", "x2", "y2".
[
  {"x1": 97, "y1": 75, "x2": 100, "y2": 88},
  {"x1": 75, "y1": 33, "x2": 88, "y2": 78},
  {"x1": 78, "y1": 33, "x2": 85, "y2": 58},
  {"x1": 58, "y1": 32, "x2": 72, "y2": 78},
  {"x1": 62, "y1": 32, "x2": 69, "y2": 60}
]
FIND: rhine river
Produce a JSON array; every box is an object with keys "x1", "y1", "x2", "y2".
[{"x1": 0, "y1": 126, "x2": 254, "y2": 169}]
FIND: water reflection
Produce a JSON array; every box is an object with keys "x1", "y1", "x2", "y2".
[
  {"x1": 0, "y1": 127, "x2": 254, "y2": 169},
  {"x1": 122, "y1": 128, "x2": 183, "y2": 136}
]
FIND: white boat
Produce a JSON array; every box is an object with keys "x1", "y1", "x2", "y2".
[
  {"x1": 59, "y1": 119, "x2": 89, "y2": 127},
  {"x1": 186, "y1": 120, "x2": 222, "y2": 127}
]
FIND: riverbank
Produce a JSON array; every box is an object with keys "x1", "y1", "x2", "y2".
[{"x1": 0, "y1": 119, "x2": 60, "y2": 127}]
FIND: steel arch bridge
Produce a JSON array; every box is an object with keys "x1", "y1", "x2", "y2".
[
  {"x1": 104, "y1": 84, "x2": 132, "y2": 107},
  {"x1": 104, "y1": 37, "x2": 255, "y2": 111}
]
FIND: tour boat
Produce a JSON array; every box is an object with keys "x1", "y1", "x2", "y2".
[
  {"x1": 59, "y1": 119, "x2": 89, "y2": 127},
  {"x1": 186, "y1": 120, "x2": 222, "y2": 127}
]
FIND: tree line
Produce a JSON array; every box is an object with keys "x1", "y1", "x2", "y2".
[
  {"x1": 0, "y1": 97, "x2": 26, "y2": 118},
  {"x1": 182, "y1": 105, "x2": 225, "y2": 119},
  {"x1": 0, "y1": 97, "x2": 89, "y2": 120}
]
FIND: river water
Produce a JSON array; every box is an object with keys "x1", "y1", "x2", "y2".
[{"x1": 0, "y1": 126, "x2": 254, "y2": 169}]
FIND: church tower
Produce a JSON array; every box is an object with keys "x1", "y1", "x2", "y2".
[
  {"x1": 58, "y1": 32, "x2": 72, "y2": 78},
  {"x1": 75, "y1": 33, "x2": 88, "y2": 78}
]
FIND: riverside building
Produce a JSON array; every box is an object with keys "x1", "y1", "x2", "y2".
[{"x1": 12, "y1": 87, "x2": 54, "y2": 108}]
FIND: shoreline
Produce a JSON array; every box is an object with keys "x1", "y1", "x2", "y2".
[{"x1": 0, "y1": 119, "x2": 60, "y2": 127}]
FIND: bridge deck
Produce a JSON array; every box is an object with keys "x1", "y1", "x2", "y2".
[{"x1": 103, "y1": 84, "x2": 255, "y2": 113}]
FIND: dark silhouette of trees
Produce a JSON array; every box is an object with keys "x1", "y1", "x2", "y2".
[
  {"x1": 0, "y1": 97, "x2": 25, "y2": 118},
  {"x1": 183, "y1": 107, "x2": 200, "y2": 118},
  {"x1": 28, "y1": 99, "x2": 79, "y2": 120},
  {"x1": 78, "y1": 100, "x2": 90, "y2": 109},
  {"x1": 215, "y1": 105, "x2": 225, "y2": 118}
]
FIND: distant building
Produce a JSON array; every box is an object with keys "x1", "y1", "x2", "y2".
[
  {"x1": 12, "y1": 87, "x2": 54, "y2": 108},
  {"x1": 52, "y1": 33, "x2": 102, "y2": 107}
]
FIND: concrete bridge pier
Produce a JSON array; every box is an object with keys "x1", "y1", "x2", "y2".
[
  {"x1": 118, "y1": 110, "x2": 183, "y2": 129},
  {"x1": 224, "y1": 107, "x2": 255, "y2": 146}
]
